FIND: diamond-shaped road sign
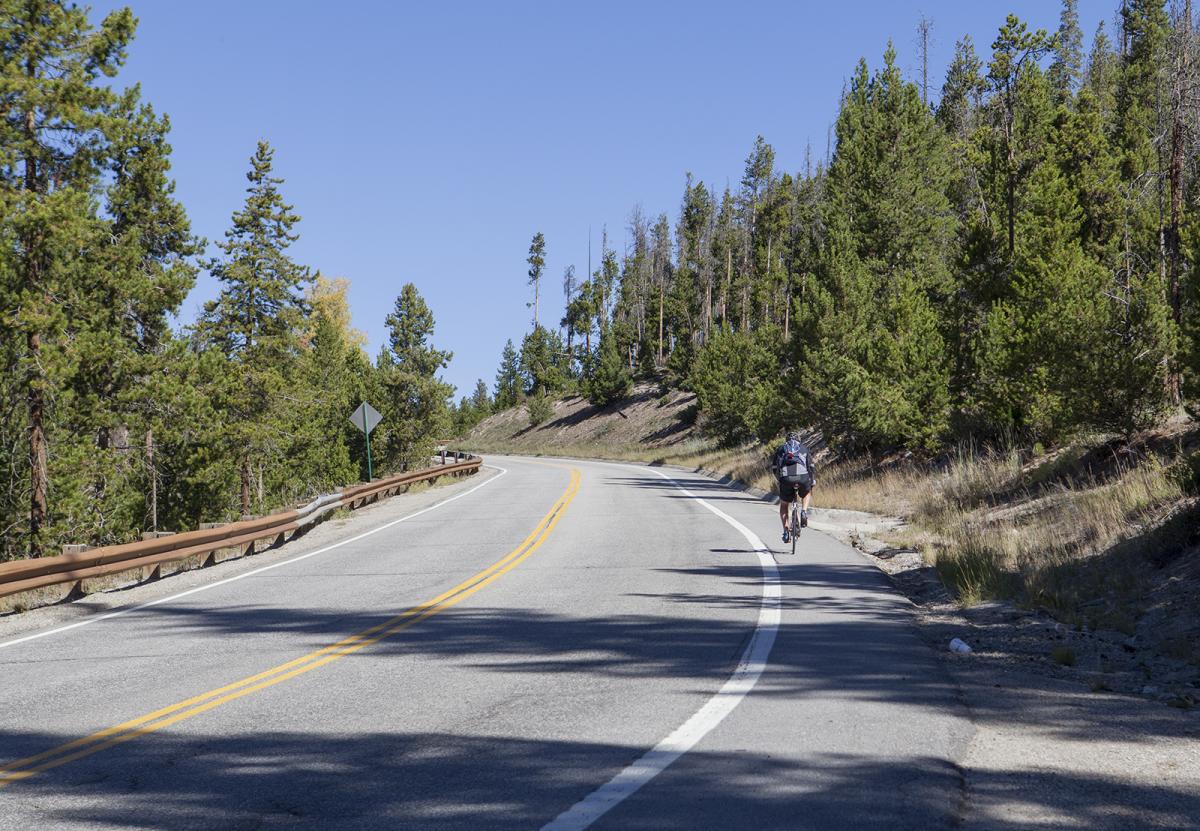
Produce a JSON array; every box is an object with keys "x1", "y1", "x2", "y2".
[{"x1": 349, "y1": 402, "x2": 382, "y2": 435}]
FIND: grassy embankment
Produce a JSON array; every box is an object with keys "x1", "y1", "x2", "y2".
[{"x1": 820, "y1": 423, "x2": 1199, "y2": 636}]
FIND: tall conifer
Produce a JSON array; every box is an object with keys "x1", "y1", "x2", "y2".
[{"x1": 200, "y1": 141, "x2": 309, "y2": 514}]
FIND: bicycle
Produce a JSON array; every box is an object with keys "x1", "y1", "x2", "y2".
[{"x1": 787, "y1": 483, "x2": 802, "y2": 556}]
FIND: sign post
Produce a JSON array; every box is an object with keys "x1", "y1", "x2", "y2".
[{"x1": 348, "y1": 402, "x2": 383, "y2": 481}]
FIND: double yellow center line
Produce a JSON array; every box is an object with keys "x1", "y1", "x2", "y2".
[{"x1": 0, "y1": 466, "x2": 581, "y2": 788}]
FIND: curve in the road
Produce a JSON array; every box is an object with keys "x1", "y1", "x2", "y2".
[
  {"x1": 0, "y1": 466, "x2": 580, "y2": 789},
  {"x1": 543, "y1": 463, "x2": 781, "y2": 830}
]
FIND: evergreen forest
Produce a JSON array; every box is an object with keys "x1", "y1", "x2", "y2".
[
  {"x1": 489, "y1": 0, "x2": 1200, "y2": 465},
  {"x1": 0, "y1": 2, "x2": 453, "y2": 559}
]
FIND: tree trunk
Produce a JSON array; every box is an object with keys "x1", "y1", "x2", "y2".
[
  {"x1": 784, "y1": 281, "x2": 791, "y2": 341},
  {"x1": 146, "y1": 429, "x2": 157, "y2": 532},
  {"x1": 240, "y1": 457, "x2": 252, "y2": 516},
  {"x1": 1167, "y1": 0, "x2": 1191, "y2": 329},
  {"x1": 1006, "y1": 97, "x2": 1016, "y2": 258},
  {"x1": 28, "y1": 331, "x2": 47, "y2": 557},
  {"x1": 704, "y1": 280, "x2": 712, "y2": 339},
  {"x1": 657, "y1": 281, "x2": 664, "y2": 365},
  {"x1": 722, "y1": 249, "x2": 731, "y2": 322},
  {"x1": 24, "y1": 100, "x2": 47, "y2": 557}
]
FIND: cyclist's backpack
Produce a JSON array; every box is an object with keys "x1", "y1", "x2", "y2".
[{"x1": 779, "y1": 438, "x2": 808, "y2": 481}]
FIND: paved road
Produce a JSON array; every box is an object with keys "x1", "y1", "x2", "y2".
[{"x1": 0, "y1": 457, "x2": 971, "y2": 829}]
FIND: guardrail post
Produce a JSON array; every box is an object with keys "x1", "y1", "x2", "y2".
[
  {"x1": 140, "y1": 531, "x2": 176, "y2": 578},
  {"x1": 198, "y1": 522, "x2": 237, "y2": 566}
]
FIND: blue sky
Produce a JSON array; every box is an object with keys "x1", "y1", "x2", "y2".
[{"x1": 90, "y1": 0, "x2": 1112, "y2": 398}]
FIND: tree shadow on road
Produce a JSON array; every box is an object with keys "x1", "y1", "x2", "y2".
[{"x1": 0, "y1": 727, "x2": 1194, "y2": 830}]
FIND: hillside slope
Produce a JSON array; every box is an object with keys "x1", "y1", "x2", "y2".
[{"x1": 466, "y1": 383, "x2": 702, "y2": 456}]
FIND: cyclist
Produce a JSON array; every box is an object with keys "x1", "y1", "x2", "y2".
[{"x1": 772, "y1": 431, "x2": 815, "y2": 543}]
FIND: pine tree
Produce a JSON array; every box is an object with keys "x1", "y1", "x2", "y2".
[
  {"x1": 938, "y1": 37, "x2": 986, "y2": 138},
  {"x1": 470, "y1": 379, "x2": 491, "y2": 414},
  {"x1": 63, "y1": 96, "x2": 202, "y2": 542},
  {"x1": 1048, "y1": 0, "x2": 1084, "y2": 103},
  {"x1": 986, "y1": 16, "x2": 1056, "y2": 260},
  {"x1": 519, "y1": 326, "x2": 568, "y2": 396},
  {"x1": 795, "y1": 44, "x2": 955, "y2": 449},
  {"x1": 1085, "y1": 22, "x2": 1120, "y2": 125},
  {"x1": 199, "y1": 141, "x2": 309, "y2": 515},
  {"x1": 677, "y1": 175, "x2": 715, "y2": 337},
  {"x1": 0, "y1": 2, "x2": 179, "y2": 555},
  {"x1": 651, "y1": 214, "x2": 673, "y2": 362},
  {"x1": 378, "y1": 284, "x2": 452, "y2": 472},
  {"x1": 139, "y1": 339, "x2": 238, "y2": 531},
  {"x1": 527, "y1": 231, "x2": 546, "y2": 329},
  {"x1": 493, "y1": 339, "x2": 522, "y2": 410},
  {"x1": 690, "y1": 325, "x2": 782, "y2": 445},
  {"x1": 1112, "y1": 0, "x2": 1178, "y2": 406},
  {"x1": 973, "y1": 136, "x2": 1109, "y2": 441},
  {"x1": 585, "y1": 329, "x2": 632, "y2": 406}
]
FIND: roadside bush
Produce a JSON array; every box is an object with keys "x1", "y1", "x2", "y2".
[
  {"x1": 527, "y1": 393, "x2": 553, "y2": 427},
  {"x1": 585, "y1": 333, "x2": 632, "y2": 406},
  {"x1": 1169, "y1": 450, "x2": 1200, "y2": 496}
]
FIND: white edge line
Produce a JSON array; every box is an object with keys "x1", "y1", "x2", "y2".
[
  {"x1": 0, "y1": 465, "x2": 509, "y2": 652},
  {"x1": 542, "y1": 461, "x2": 781, "y2": 831}
]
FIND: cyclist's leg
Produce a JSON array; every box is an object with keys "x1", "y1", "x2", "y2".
[{"x1": 777, "y1": 479, "x2": 791, "y2": 528}]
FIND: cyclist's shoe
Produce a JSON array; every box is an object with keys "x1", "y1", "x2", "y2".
[
  {"x1": 781, "y1": 528, "x2": 790, "y2": 544},
  {"x1": 800, "y1": 510, "x2": 809, "y2": 528}
]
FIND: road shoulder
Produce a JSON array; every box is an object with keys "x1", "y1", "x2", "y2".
[{"x1": 662, "y1": 461, "x2": 1200, "y2": 831}]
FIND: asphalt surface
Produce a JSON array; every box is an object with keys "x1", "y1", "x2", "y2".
[{"x1": 0, "y1": 457, "x2": 972, "y2": 829}]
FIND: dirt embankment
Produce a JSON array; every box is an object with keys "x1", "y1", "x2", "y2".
[{"x1": 466, "y1": 383, "x2": 702, "y2": 457}]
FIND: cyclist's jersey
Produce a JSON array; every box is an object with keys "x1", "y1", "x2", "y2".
[{"x1": 773, "y1": 439, "x2": 814, "y2": 482}]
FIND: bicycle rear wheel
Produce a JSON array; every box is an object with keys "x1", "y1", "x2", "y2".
[{"x1": 790, "y1": 491, "x2": 800, "y2": 556}]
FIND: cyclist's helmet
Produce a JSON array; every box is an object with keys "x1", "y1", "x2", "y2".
[{"x1": 786, "y1": 431, "x2": 800, "y2": 442}]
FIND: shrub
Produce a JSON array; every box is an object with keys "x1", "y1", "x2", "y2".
[
  {"x1": 527, "y1": 394, "x2": 553, "y2": 427},
  {"x1": 585, "y1": 333, "x2": 632, "y2": 406},
  {"x1": 1051, "y1": 646, "x2": 1076, "y2": 667}
]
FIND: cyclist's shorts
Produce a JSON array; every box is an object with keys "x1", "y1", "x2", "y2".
[{"x1": 778, "y1": 475, "x2": 813, "y2": 501}]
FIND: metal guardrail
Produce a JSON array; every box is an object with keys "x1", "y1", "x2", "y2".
[{"x1": 0, "y1": 454, "x2": 482, "y2": 602}]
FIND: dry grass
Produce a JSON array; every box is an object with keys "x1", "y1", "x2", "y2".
[{"x1": 818, "y1": 436, "x2": 1197, "y2": 626}]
